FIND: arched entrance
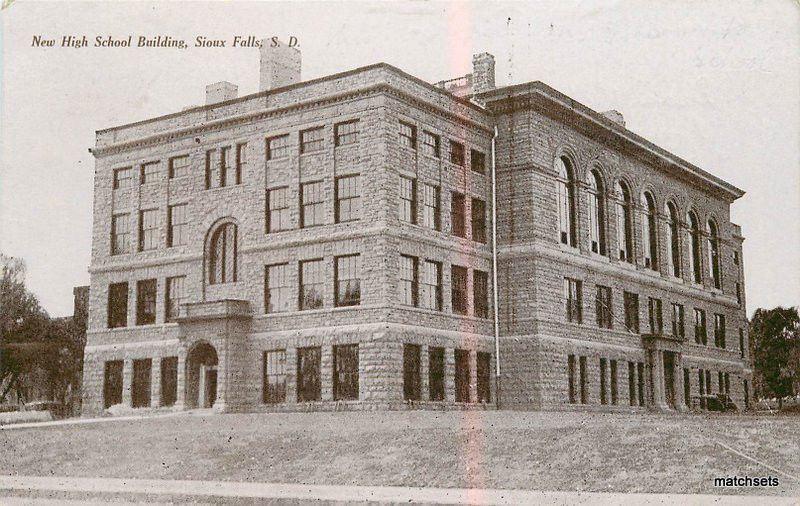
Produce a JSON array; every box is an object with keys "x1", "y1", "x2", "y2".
[{"x1": 185, "y1": 341, "x2": 218, "y2": 409}]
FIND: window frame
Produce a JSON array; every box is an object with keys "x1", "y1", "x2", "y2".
[
  {"x1": 265, "y1": 263, "x2": 290, "y2": 314},
  {"x1": 335, "y1": 174, "x2": 361, "y2": 223},
  {"x1": 334, "y1": 254, "x2": 361, "y2": 307},
  {"x1": 266, "y1": 186, "x2": 291, "y2": 233},
  {"x1": 299, "y1": 258, "x2": 324, "y2": 311},
  {"x1": 451, "y1": 265, "x2": 468, "y2": 315},
  {"x1": 300, "y1": 126, "x2": 325, "y2": 154},
  {"x1": 334, "y1": 120, "x2": 359, "y2": 147},
  {"x1": 263, "y1": 349, "x2": 287, "y2": 404}
]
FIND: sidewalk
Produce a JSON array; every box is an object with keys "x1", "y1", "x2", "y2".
[
  {"x1": 0, "y1": 410, "x2": 193, "y2": 430},
  {"x1": 0, "y1": 475, "x2": 795, "y2": 505}
]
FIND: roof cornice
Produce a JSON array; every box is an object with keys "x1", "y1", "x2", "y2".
[{"x1": 479, "y1": 82, "x2": 745, "y2": 202}]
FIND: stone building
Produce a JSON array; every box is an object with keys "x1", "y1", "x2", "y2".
[{"x1": 81, "y1": 41, "x2": 750, "y2": 415}]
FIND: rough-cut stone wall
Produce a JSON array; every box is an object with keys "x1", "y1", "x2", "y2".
[
  {"x1": 83, "y1": 65, "x2": 497, "y2": 416},
  {"x1": 491, "y1": 100, "x2": 750, "y2": 411}
]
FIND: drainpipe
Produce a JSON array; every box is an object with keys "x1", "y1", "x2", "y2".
[{"x1": 490, "y1": 125, "x2": 501, "y2": 409}]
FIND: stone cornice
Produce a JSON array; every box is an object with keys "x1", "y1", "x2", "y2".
[{"x1": 92, "y1": 83, "x2": 493, "y2": 158}]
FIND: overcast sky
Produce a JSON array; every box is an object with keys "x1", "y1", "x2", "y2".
[{"x1": 1, "y1": 1, "x2": 798, "y2": 317}]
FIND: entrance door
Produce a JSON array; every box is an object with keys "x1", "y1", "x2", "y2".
[
  {"x1": 663, "y1": 352, "x2": 676, "y2": 409},
  {"x1": 204, "y1": 367, "x2": 218, "y2": 408}
]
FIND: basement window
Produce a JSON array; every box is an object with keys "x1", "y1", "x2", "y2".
[
  {"x1": 160, "y1": 357, "x2": 178, "y2": 407},
  {"x1": 428, "y1": 347, "x2": 445, "y2": 401},
  {"x1": 333, "y1": 344, "x2": 359, "y2": 401},
  {"x1": 263, "y1": 350, "x2": 286, "y2": 404},
  {"x1": 296, "y1": 346, "x2": 321, "y2": 402},
  {"x1": 131, "y1": 358, "x2": 152, "y2": 408},
  {"x1": 403, "y1": 344, "x2": 421, "y2": 401},
  {"x1": 103, "y1": 360, "x2": 123, "y2": 408},
  {"x1": 477, "y1": 352, "x2": 491, "y2": 403},
  {"x1": 454, "y1": 349, "x2": 470, "y2": 403}
]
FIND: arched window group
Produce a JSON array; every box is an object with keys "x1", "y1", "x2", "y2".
[
  {"x1": 555, "y1": 156, "x2": 577, "y2": 247},
  {"x1": 551, "y1": 155, "x2": 721, "y2": 287},
  {"x1": 208, "y1": 222, "x2": 238, "y2": 284}
]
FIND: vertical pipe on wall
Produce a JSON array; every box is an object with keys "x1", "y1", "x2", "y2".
[{"x1": 490, "y1": 125, "x2": 501, "y2": 409}]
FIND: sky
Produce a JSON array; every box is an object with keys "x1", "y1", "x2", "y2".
[{"x1": 1, "y1": 0, "x2": 798, "y2": 317}]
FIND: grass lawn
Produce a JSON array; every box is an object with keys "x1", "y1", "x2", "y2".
[{"x1": 1, "y1": 410, "x2": 798, "y2": 497}]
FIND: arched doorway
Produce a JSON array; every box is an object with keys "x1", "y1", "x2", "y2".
[{"x1": 185, "y1": 341, "x2": 218, "y2": 409}]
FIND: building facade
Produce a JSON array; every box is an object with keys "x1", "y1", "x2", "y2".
[{"x1": 81, "y1": 43, "x2": 750, "y2": 416}]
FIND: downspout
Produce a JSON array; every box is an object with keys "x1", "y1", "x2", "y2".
[{"x1": 490, "y1": 124, "x2": 501, "y2": 409}]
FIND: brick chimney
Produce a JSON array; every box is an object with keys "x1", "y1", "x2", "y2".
[
  {"x1": 205, "y1": 81, "x2": 238, "y2": 105},
  {"x1": 601, "y1": 110, "x2": 625, "y2": 128},
  {"x1": 259, "y1": 39, "x2": 301, "y2": 92},
  {"x1": 471, "y1": 53, "x2": 496, "y2": 94}
]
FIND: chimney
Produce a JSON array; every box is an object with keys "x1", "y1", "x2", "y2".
[
  {"x1": 601, "y1": 110, "x2": 625, "y2": 128},
  {"x1": 259, "y1": 38, "x2": 301, "y2": 92},
  {"x1": 205, "y1": 81, "x2": 238, "y2": 105},
  {"x1": 471, "y1": 53, "x2": 496, "y2": 94}
]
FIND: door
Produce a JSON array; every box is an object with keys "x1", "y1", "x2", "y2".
[
  {"x1": 204, "y1": 368, "x2": 218, "y2": 408},
  {"x1": 663, "y1": 352, "x2": 676, "y2": 409}
]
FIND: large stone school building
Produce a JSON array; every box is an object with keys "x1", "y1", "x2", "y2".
[{"x1": 82, "y1": 41, "x2": 751, "y2": 416}]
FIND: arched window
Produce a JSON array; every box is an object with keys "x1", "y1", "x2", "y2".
[
  {"x1": 587, "y1": 169, "x2": 606, "y2": 255},
  {"x1": 707, "y1": 219, "x2": 721, "y2": 289},
  {"x1": 687, "y1": 211, "x2": 702, "y2": 283},
  {"x1": 209, "y1": 222, "x2": 238, "y2": 284},
  {"x1": 640, "y1": 191, "x2": 658, "y2": 270},
  {"x1": 555, "y1": 156, "x2": 577, "y2": 247},
  {"x1": 665, "y1": 201, "x2": 681, "y2": 277},
  {"x1": 614, "y1": 181, "x2": 633, "y2": 262}
]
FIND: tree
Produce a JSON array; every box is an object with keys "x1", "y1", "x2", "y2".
[{"x1": 750, "y1": 307, "x2": 800, "y2": 409}]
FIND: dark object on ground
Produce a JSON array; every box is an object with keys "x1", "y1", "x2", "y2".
[{"x1": 702, "y1": 394, "x2": 737, "y2": 412}]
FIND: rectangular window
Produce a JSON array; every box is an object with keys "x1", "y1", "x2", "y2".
[
  {"x1": 451, "y1": 265, "x2": 468, "y2": 315},
  {"x1": 334, "y1": 120, "x2": 359, "y2": 146},
  {"x1": 221, "y1": 146, "x2": 238, "y2": 187},
  {"x1": 739, "y1": 328, "x2": 746, "y2": 359},
  {"x1": 610, "y1": 359, "x2": 618, "y2": 405},
  {"x1": 335, "y1": 255, "x2": 361, "y2": 307},
  {"x1": 165, "y1": 276, "x2": 185, "y2": 323},
  {"x1": 419, "y1": 260, "x2": 442, "y2": 311},
  {"x1": 421, "y1": 183, "x2": 440, "y2": 230},
  {"x1": 399, "y1": 121, "x2": 417, "y2": 149},
  {"x1": 624, "y1": 291, "x2": 640, "y2": 333},
  {"x1": 169, "y1": 155, "x2": 190, "y2": 179},
  {"x1": 300, "y1": 127, "x2": 324, "y2": 154},
  {"x1": 138, "y1": 209, "x2": 159, "y2": 251},
  {"x1": 131, "y1": 358, "x2": 152, "y2": 408},
  {"x1": 103, "y1": 360, "x2": 123, "y2": 408},
  {"x1": 111, "y1": 213, "x2": 130, "y2": 255},
  {"x1": 648, "y1": 297, "x2": 663, "y2": 335},
  {"x1": 299, "y1": 259, "x2": 324, "y2": 310},
  {"x1": 335, "y1": 175, "x2": 361, "y2": 223},
  {"x1": 671, "y1": 303, "x2": 685, "y2": 339},
  {"x1": 296, "y1": 346, "x2": 321, "y2": 402},
  {"x1": 473, "y1": 270, "x2": 489, "y2": 319},
  {"x1": 637, "y1": 362, "x2": 645, "y2": 406},
  {"x1": 428, "y1": 347, "x2": 445, "y2": 401},
  {"x1": 167, "y1": 204, "x2": 187, "y2": 247},
  {"x1": 113, "y1": 167, "x2": 132, "y2": 190},
  {"x1": 595, "y1": 285, "x2": 613, "y2": 329},
  {"x1": 628, "y1": 362, "x2": 636, "y2": 406},
  {"x1": 694, "y1": 308, "x2": 707, "y2": 345},
  {"x1": 683, "y1": 368, "x2": 691, "y2": 408},
  {"x1": 579, "y1": 356, "x2": 588, "y2": 404},
  {"x1": 471, "y1": 198, "x2": 486, "y2": 243},
  {"x1": 399, "y1": 176, "x2": 416, "y2": 224},
  {"x1": 449, "y1": 140, "x2": 465, "y2": 166},
  {"x1": 140, "y1": 162, "x2": 159, "y2": 185},
  {"x1": 107, "y1": 282, "x2": 128, "y2": 328},
  {"x1": 400, "y1": 255, "x2": 418, "y2": 306},
  {"x1": 265, "y1": 263, "x2": 290, "y2": 313},
  {"x1": 698, "y1": 369, "x2": 706, "y2": 406},
  {"x1": 714, "y1": 313, "x2": 726, "y2": 348},
  {"x1": 568, "y1": 355, "x2": 577, "y2": 404},
  {"x1": 160, "y1": 357, "x2": 178, "y2": 407},
  {"x1": 333, "y1": 344, "x2": 359, "y2": 401},
  {"x1": 136, "y1": 279, "x2": 157, "y2": 326},
  {"x1": 205, "y1": 149, "x2": 220, "y2": 189},
  {"x1": 564, "y1": 278, "x2": 583, "y2": 323},
  {"x1": 600, "y1": 358, "x2": 608, "y2": 405},
  {"x1": 470, "y1": 149, "x2": 486, "y2": 174},
  {"x1": 451, "y1": 192, "x2": 466, "y2": 237},
  {"x1": 454, "y1": 349, "x2": 470, "y2": 403},
  {"x1": 718, "y1": 371, "x2": 724, "y2": 393},
  {"x1": 477, "y1": 352, "x2": 491, "y2": 403},
  {"x1": 300, "y1": 181, "x2": 324, "y2": 228},
  {"x1": 421, "y1": 130, "x2": 440, "y2": 158},
  {"x1": 403, "y1": 344, "x2": 421, "y2": 401},
  {"x1": 733, "y1": 251, "x2": 740, "y2": 265},
  {"x1": 736, "y1": 282, "x2": 742, "y2": 306},
  {"x1": 263, "y1": 350, "x2": 286, "y2": 404},
  {"x1": 266, "y1": 134, "x2": 290, "y2": 160},
  {"x1": 266, "y1": 187, "x2": 290, "y2": 233}
]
